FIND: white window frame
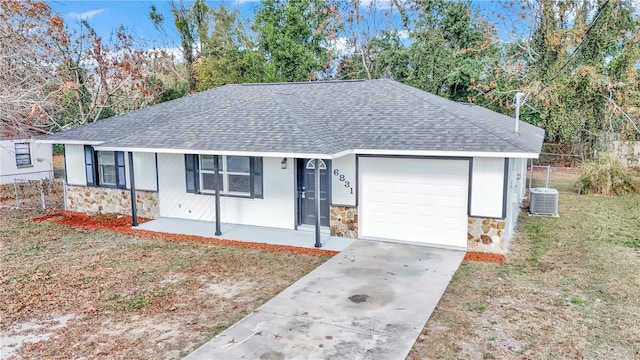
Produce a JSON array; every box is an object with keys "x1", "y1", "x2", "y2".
[
  {"x1": 98, "y1": 151, "x2": 117, "y2": 186},
  {"x1": 200, "y1": 155, "x2": 251, "y2": 196}
]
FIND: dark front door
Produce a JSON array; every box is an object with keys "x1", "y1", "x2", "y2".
[{"x1": 298, "y1": 159, "x2": 330, "y2": 227}]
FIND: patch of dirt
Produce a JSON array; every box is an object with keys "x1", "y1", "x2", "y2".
[
  {"x1": 199, "y1": 279, "x2": 256, "y2": 299},
  {"x1": 1, "y1": 314, "x2": 75, "y2": 359}
]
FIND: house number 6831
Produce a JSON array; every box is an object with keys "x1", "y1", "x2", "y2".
[{"x1": 333, "y1": 169, "x2": 354, "y2": 194}]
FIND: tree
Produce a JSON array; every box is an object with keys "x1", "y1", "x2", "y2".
[
  {"x1": 1, "y1": 0, "x2": 180, "y2": 136},
  {"x1": 337, "y1": 0, "x2": 408, "y2": 80},
  {"x1": 471, "y1": 0, "x2": 640, "y2": 151},
  {"x1": 0, "y1": 0, "x2": 69, "y2": 136},
  {"x1": 255, "y1": 0, "x2": 339, "y2": 81},
  {"x1": 150, "y1": 0, "x2": 210, "y2": 92},
  {"x1": 56, "y1": 21, "x2": 179, "y2": 129},
  {"x1": 337, "y1": 0, "x2": 496, "y2": 102},
  {"x1": 338, "y1": 29, "x2": 411, "y2": 80},
  {"x1": 401, "y1": 0, "x2": 496, "y2": 100},
  {"x1": 194, "y1": 6, "x2": 278, "y2": 89}
]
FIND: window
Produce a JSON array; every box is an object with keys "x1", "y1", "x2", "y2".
[
  {"x1": 15, "y1": 143, "x2": 31, "y2": 167},
  {"x1": 84, "y1": 146, "x2": 126, "y2": 188},
  {"x1": 185, "y1": 155, "x2": 263, "y2": 198},
  {"x1": 98, "y1": 151, "x2": 117, "y2": 186}
]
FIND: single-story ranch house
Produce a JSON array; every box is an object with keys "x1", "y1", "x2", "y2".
[{"x1": 40, "y1": 79, "x2": 544, "y2": 254}]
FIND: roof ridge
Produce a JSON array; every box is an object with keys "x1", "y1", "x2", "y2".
[
  {"x1": 384, "y1": 80, "x2": 532, "y2": 153},
  {"x1": 240, "y1": 79, "x2": 367, "y2": 86}
]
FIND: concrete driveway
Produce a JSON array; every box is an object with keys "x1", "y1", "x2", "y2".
[{"x1": 184, "y1": 240, "x2": 465, "y2": 360}]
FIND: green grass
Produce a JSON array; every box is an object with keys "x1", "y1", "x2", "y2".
[
  {"x1": 468, "y1": 305, "x2": 486, "y2": 312},
  {"x1": 570, "y1": 297, "x2": 588, "y2": 306}
]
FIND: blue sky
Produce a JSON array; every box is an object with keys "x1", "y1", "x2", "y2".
[
  {"x1": 49, "y1": 0, "x2": 621, "y2": 48},
  {"x1": 48, "y1": 1, "x2": 262, "y2": 48}
]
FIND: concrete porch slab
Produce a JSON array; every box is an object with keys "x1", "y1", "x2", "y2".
[
  {"x1": 136, "y1": 217, "x2": 354, "y2": 252},
  {"x1": 184, "y1": 240, "x2": 465, "y2": 360}
]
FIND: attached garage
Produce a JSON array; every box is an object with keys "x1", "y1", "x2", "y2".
[{"x1": 358, "y1": 157, "x2": 470, "y2": 249}]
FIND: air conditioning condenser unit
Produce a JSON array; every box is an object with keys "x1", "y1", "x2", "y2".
[{"x1": 529, "y1": 188, "x2": 559, "y2": 217}]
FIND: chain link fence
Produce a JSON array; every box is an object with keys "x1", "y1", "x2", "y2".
[
  {"x1": 535, "y1": 143, "x2": 584, "y2": 167},
  {"x1": 0, "y1": 178, "x2": 64, "y2": 210}
]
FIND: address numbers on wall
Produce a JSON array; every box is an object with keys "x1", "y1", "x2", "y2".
[{"x1": 333, "y1": 169, "x2": 354, "y2": 194}]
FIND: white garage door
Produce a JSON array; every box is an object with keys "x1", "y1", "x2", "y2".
[{"x1": 359, "y1": 157, "x2": 469, "y2": 248}]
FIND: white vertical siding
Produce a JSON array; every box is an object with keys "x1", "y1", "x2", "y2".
[
  {"x1": 124, "y1": 152, "x2": 157, "y2": 191},
  {"x1": 158, "y1": 153, "x2": 214, "y2": 220},
  {"x1": 157, "y1": 154, "x2": 295, "y2": 229},
  {"x1": 470, "y1": 157, "x2": 505, "y2": 218},
  {"x1": 65, "y1": 144, "x2": 86, "y2": 186},
  {"x1": 504, "y1": 158, "x2": 527, "y2": 243}
]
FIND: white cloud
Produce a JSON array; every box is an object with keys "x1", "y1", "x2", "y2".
[
  {"x1": 68, "y1": 9, "x2": 106, "y2": 20},
  {"x1": 360, "y1": 0, "x2": 409, "y2": 10},
  {"x1": 147, "y1": 47, "x2": 184, "y2": 63},
  {"x1": 328, "y1": 37, "x2": 355, "y2": 58}
]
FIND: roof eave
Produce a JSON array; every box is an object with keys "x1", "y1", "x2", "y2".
[
  {"x1": 92, "y1": 144, "x2": 541, "y2": 160},
  {"x1": 36, "y1": 139, "x2": 104, "y2": 145},
  {"x1": 352, "y1": 148, "x2": 541, "y2": 159},
  {"x1": 92, "y1": 145, "x2": 337, "y2": 160}
]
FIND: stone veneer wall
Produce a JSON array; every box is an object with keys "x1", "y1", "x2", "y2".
[
  {"x1": 329, "y1": 205, "x2": 358, "y2": 239},
  {"x1": 66, "y1": 185, "x2": 159, "y2": 218},
  {"x1": 467, "y1": 217, "x2": 506, "y2": 254}
]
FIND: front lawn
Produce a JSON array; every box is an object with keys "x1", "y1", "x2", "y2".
[
  {"x1": 0, "y1": 210, "x2": 329, "y2": 359},
  {"x1": 409, "y1": 167, "x2": 640, "y2": 359}
]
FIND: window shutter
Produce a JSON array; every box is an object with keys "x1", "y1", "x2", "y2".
[
  {"x1": 251, "y1": 157, "x2": 263, "y2": 198},
  {"x1": 84, "y1": 146, "x2": 95, "y2": 186},
  {"x1": 185, "y1": 154, "x2": 199, "y2": 193},
  {"x1": 115, "y1": 151, "x2": 126, "y2": 188}
]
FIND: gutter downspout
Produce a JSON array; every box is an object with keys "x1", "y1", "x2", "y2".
[
  {"x1": 314, "y1": 159, "x2": 322, "y2": 248},
  {"x1": 214, "y1": 155, "x2": 222, "y2": 236},
  {"x1": 128, "y1": 152, "x2": 138, "y2": 226}
]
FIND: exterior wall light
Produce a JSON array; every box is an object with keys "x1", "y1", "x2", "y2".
[{"x1": 281, "y1": 158, "x2": 287, "y2": 169}]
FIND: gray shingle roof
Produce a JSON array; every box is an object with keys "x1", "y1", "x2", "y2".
[{"x1": 43, "y1": 79, "x2": 544, "y2": 156}]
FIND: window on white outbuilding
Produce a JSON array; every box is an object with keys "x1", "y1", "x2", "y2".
[{"x1": 15, "y1": 143, "x2": 31, "y2": 167}]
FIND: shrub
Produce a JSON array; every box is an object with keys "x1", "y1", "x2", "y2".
[{"x1": 577, "y1": 153, "x2": 639, "y2": 195}]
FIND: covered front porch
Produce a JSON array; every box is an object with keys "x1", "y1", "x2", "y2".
[{"x1": 136, "y1": 217, "x2": 354, "y2": 252}]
